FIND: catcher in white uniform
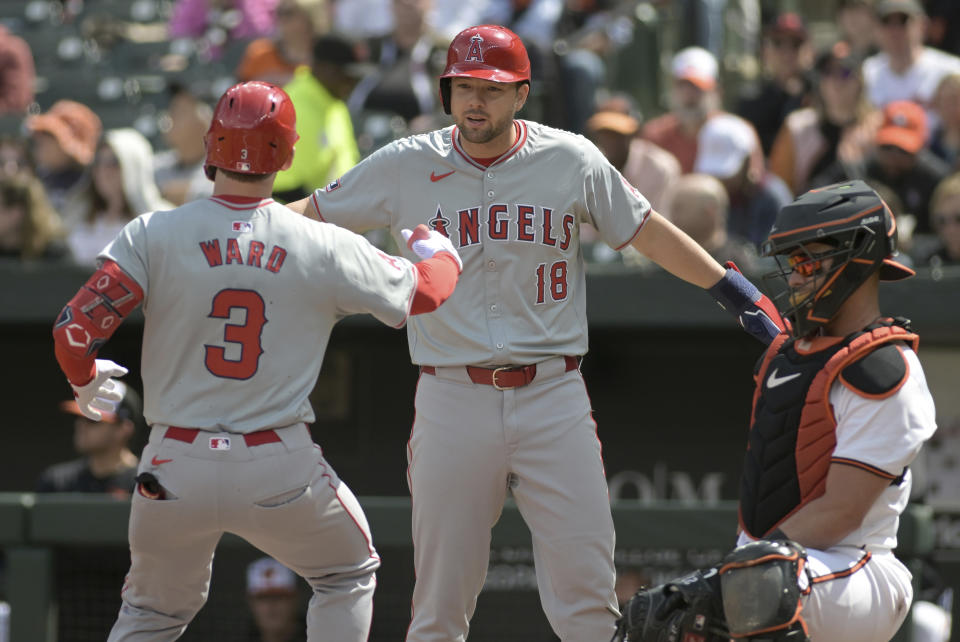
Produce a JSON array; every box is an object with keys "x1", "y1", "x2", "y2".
[
  {"x1": 615, "y1": 180, "x2": 938, "y2": 642},
  {"x1": 288, "y1": 24, "x2": 787, "y2": 642},
  {"x1": 51, "y1": 81, "x2": 462, "y2": 641}
]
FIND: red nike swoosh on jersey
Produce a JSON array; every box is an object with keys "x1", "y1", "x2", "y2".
[
  {"x1": 151, "y1": 456, "x2": 173, "y2": 466},
  {"x1": 430, "y1": 170, "x2": 456, "y2": 182}
]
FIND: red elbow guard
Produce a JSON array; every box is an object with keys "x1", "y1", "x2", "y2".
[{"x1": 53, "y1": 260, "x2": 144, "y2": 361}]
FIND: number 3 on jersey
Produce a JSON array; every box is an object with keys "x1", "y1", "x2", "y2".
[
  {"x1": 535, "y1": 261, "x2": 568, "y2": 304},
  {"x1": 204, "y1": 288, "x2": 267, "y2": 379}
]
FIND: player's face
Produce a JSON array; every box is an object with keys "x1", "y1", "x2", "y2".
[
  {"x1": 786, "y1": 241, "x2": 835, "y2": 305},
  {"x1": 450, "y1": 77, "x2": 529, "y2": 153}
]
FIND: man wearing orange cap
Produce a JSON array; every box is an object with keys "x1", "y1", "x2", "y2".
[
  {"x1": 36, "y1": 381, "x2": 142, "y2": 498},
  {"x1": 25, "y1": 99, "x2": 102, "y2": 230},
  {"x1": 865, "y1": 99, "x2": 951, "y2": 234}
]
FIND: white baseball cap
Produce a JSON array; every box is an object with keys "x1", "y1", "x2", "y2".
[
  {"x1": 694, "y1": 114, "x2": 758, "y2": 179},
  {"x1": 671, "y1": 47, "x2": 718, "y2": 91},
  {"x1": 246, "y1": 557, "x2": 297, "y2": 596}
]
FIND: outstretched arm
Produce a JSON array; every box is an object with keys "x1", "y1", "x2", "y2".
[
  {"x1": 631, "y1": 211, "x2": 786, "y2": 344},
  {"x1": 630, "y1": 210, "x2": 726, "y2": 287}
]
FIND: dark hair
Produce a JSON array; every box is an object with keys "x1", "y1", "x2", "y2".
[{"x1": 0, "y1": 172, "x2": 66, "y2": 259}]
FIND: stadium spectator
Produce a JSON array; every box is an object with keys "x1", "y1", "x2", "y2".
[
  {"x1": 642, "y1": 46, "x2": 720, "y2": 174},
  {"x1": 915, "y1": 172, "x2": 960, "y2": 267},
  {"x1": 168, "y1": 0, "x2": 281, "y2": 62},
  {"x1": 25, "y1": 99, "x2": 101, "y2": 231},
  {"x1": 36, "y1": 381, "x2": 142, "y2": 498},
  {"x1": 154, "y1": 84, "x2": 215, "y2": 206},
  {"x1": 929, "y1": 72, "x2": 960, "y2": 170},
  {"x1": 925, "y1": 0, "x2": 960, "y2": 58},
  {"x1": 664, "y1": 172, "x2": 761, "y2": 273},
  {"x1": 694, "y1": 112, "x2": 792, "y2": 249},
  {"x1": 235, "y1": 0, "x2": 329, "y2": 85},
  {"x1": 274, "y1": 33, "x2": 361, "y2": 203},
  {"x1": 769, "y1": 41, "x2": 883, "y2": 195},
  {"x1": 347, "y1": 0, "x2": 445, "y2": 126},
  {"x1": 862, "y1": 0, "x2": 960, "y2": 132},
  {"x1": 0, "y1": 172, "x2": 70, "y2": 261},
  {"x1": 330, "y1": 0, "x2": 393, "y2": 40},
  {"x1": 642, "y1": 46, "x2": 765, "y2": 179},
  {"x1": 865, "y1": 100, "x2": 951, "y2": 235},
  {"x1": 0, "y1": 24, "x2": 36, "y2": 116},
  {"x1": 245, "y1": 557, "x2": 307, "y2": 642},
  {"x1": 0, "y1": 132, "x2": 30, "y2": 178},
  {"x1": 736, "y1": 11, "x2": 814, "y2": 156},
  {"x1": 549, "y1": 0, "x2": 627, "y2": 134},
  {"x1": 584, "y1": 96, "x2": 680, "y2": 217},
  {"x1": 69, "y1": 129, "x2": 172, "y2": 266},
  {"x1": 837, "y1": 0, "x2": 880, "y2": 59}
]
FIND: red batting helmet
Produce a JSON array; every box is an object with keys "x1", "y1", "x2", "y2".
[
  {"x1": 204, "y1": 81, "x2": 299, "y2": 177},
  {"x1": 439, "y1": 24, "x2": 531, "y2": 114}
]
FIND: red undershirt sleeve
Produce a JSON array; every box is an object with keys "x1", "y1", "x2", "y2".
[{"x1": 410, "y1": 253, "x2": 460, "y2": 315}]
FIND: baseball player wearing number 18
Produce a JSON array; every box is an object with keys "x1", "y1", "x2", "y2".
[
  {"x1": 288, "y1": 24, "x2": 785, "y2": 642},
  {"x1": 51, "y1": 81, "x2": 462, "y2": 641}
]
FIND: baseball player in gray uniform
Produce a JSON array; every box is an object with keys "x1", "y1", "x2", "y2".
[
  {"x1": 51, "y1": 81, "x2": 462, "y2": 641},
  {"x1": 288, "y1": 24, "x2": 785, "y2": 642}
]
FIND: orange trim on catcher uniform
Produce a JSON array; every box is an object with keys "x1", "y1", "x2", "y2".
[
  {"x1": 767, "y1": 204, "x2": 883, "y2": 240},
  {"x1": 831, "y1": 457, "x2": 898, "y2": 479},
  {"x1": 809, "y1": 550, "x2": 872, "y2": 584}
]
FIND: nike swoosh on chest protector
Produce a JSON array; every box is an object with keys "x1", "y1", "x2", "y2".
[{"x1": 766, "y1": 368, "x2": 803, "y2": 388}]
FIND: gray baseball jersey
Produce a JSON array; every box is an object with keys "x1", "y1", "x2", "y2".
[
  {"x1": 100, "y1": 195, "x2": 415, "y2": 641},
  {"x1": 310, "y1": 120, "x2": 651, "y2": 366},
  {"x1": 102, "y1": 195, "x2": 417, "y2": 431},
  {"x1": 310, "y1": 120, "x2": 650, "y2": 641}
]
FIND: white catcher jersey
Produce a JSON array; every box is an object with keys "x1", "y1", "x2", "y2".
[
  {"x1": 310, "y1": 120, "x2": 651, "y2": 366},
  {"x1": 101, "y1": 196, "x2": 417, "y2": 431},
  {"x1": 738, "y1": 349, "x2": 937, "y2": 551}
]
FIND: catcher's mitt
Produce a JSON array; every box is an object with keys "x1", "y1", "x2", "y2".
[{"x1": 612, "y1": 568, "x2": 729, "y2": 642}]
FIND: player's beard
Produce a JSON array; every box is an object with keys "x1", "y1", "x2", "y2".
[{"x1": 456, "y1": 110, "x2": 514, "y2": 146}]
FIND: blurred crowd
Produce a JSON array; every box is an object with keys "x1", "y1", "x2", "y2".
[{"x1": 1, "y1": 0, "x2": 960, "y2": 274}]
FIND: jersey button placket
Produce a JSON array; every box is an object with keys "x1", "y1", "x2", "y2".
[{"x1": 483, "y1": 172, "x2": 507, "y2": 359}]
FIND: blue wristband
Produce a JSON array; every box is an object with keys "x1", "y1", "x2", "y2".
[{"x1": 707, "y1": 268, "x2": 759, "y2": 314}]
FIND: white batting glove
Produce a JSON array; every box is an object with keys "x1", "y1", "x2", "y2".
[
  {"x1": 401, "y1": 224, "x2": 463, "y2": 272},
  {"x1": 70, "y1": 359, "x2": 129, "y2": 421}
]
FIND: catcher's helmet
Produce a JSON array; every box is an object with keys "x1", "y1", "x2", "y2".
[
  {"x1": 438, "y1": 24, "x2": 531, "y2": 114},
  {"x1": 204, "y1": 81, "x2": 299, "y2": 178},
  {"x1": 762, "y1": 180, "x2": 914, "y2": 337}
]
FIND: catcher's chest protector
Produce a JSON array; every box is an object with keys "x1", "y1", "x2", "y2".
[{"x1": 739, "y1": 319, "x2": 918, "y2": 538}]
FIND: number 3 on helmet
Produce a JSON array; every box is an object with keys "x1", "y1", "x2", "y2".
[{"x1": 204, "y1": 81, "x2": 299, "y2": 178}]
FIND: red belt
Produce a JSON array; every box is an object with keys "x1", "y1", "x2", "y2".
[
  {"x1": 164, "y1": 426, "x2": 283, "y2": 447},
  {"x1": 420, "y1": 355, "x2": 579, "y2": 390}
]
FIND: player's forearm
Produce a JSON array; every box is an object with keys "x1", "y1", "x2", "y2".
[
  {"x1": 410, "y1": 253, "x2": 460, "y2": 314},
  {"x1": 52, "y1": 260, "x2": 143, "y2": 385},
  {"x1": 285, "y1": 196, "x2": 323, "y2": 222},
  {"x1": 629, "y1": 210, "x2": 725, "y2": 289}
]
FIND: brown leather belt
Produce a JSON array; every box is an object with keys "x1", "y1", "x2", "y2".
[
  {"x1": 164, "y1": 426, "x2": 285, "y2": 447},
  {"x1": 420, "y1": 355, "x2": 579, "y2": 390}
]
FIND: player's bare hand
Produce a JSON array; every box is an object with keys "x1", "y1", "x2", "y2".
[
  {"x1": 401, "y1": 225, "x2": 463, "y2": 272},
  {"x1": 71, "y1": 359, "x2": 129, "y2": 421}
]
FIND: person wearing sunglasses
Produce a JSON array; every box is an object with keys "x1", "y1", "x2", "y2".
[
  {"x1": 769, "y1": 40, "x2": 882, "y2": 195},
  {"x1": 863, "y1": 0, "x2": 960, "y2": 134},
  {"x1": 614, "y1": 180, "x2": 937, "y2": 642}
]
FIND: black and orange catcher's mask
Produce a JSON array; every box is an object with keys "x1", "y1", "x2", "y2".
[{"x1": 761, "y1": 180, "x2": 914, "y2": 337}]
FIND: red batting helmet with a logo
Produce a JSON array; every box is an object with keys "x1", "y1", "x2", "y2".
[
  {"x1": 204, "y1": 81, "x2": 299, "y2": 178},
  {"x1": 439, "y1": 24, "x2": 531, "y2": 114}
]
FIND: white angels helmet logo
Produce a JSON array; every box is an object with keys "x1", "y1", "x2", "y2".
[{"x1": 465, "y1": 35, "x2": 484, "y2": 62}]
